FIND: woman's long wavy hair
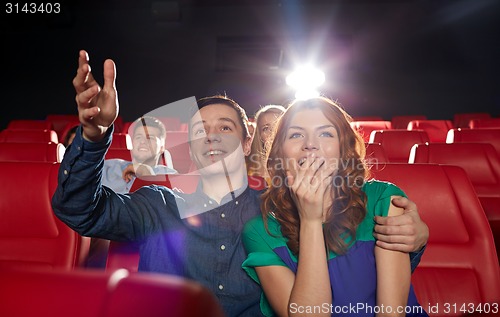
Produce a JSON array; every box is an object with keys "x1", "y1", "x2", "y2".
[{"x1": 261, "y1": 97, "x2": 369, "y2": 256}]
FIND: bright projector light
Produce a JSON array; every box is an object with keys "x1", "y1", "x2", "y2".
[
  {"x1": 295, "y1": 88, "x2": 320, "y2": 100},
  {"x1": 286, "y1": 65, "x2": 325, "y2": 90}
]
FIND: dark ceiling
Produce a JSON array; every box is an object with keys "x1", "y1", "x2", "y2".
[{"x1": 2, "y1": 0, "x2": 499, "y2": 129}]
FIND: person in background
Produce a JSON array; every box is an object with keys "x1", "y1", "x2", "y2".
[
  {"x1": 62, "y1": 125, "x2": 79, "y2": 147},
  {"x1": 242, "y1": 96, "x2": 428, "y2": 317},
  {"x1": 246, "y1": 105, "x2": 285, "y2": 181},
  {"x1": 103, "y1": 116, "x2": 177, "y2": 194}
]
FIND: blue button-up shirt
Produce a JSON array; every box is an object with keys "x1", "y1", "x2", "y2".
[{"x1": 52, "y1": 126, "x2": 264, "y2": 317}]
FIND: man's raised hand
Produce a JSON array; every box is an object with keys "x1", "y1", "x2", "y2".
[{"x1": 73, "y1": 50, "x2": 119, "y2": 142}]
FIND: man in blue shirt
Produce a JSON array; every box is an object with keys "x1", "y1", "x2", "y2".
[
  {"x1": 103, "y1": 116, "x2": 177, "y2": 194},
  {"x1": 52, "y1": 50, "x2": 429, "y2": 317}
]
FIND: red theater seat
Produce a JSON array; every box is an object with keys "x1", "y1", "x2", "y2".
[
  {"x1": 105, "y1": 148, "x2": 132, "y2": 161},
  {"x1": 407, "y1": 120, "x2": 453, "y2": 142},
  {"x1": 365, "y1": 143, "x2": 389, "y2": 164},
  {"x1": 409, "y1": 142, "x2": 500, "y2": 262},
  {"x1": 45, "y1": 114, "x2": 80, "y2": 139},
  {"x1": 453, "y1": 112, "x2": 491, "y2": 128},
  {"x1": 350, "y1": 120, "x2": 392, "y2": 142},
  {"x1": 165, "y1": 131, "x2": 194, "y2": 173},
  {"x1": 352, "y1": 116, "x2": 384, "y2": 121},
  {"x1": 0, "y1": 269, "x2": 225, "y2": 317},
  {"x1": 8, "y1": 119, "x2": 52, "y2": 130},
  {"x1": 447, "y1": 128, "x2": 500, "y2": 159},
  {"x1": 110, "y1": 133, "x2": 132, "y2": 149},
  {"x1": 0, "y1": 142, "x2": 65, "y2": 163},
  {"x1": 159, "y1": 116, "x2": 182, "y2": 131},
  {"x1": 469, "y1": 118, "x2": 500, "y2": 129},
  {"x1": 369, "y1": 130, "x2": 429, "y2": 163},
  {"x1": 370, "y1": 163, "x2": 500, "y2": 315},
  {"x1": 0, "y1": 129, "x2": 59, "y2": 143},
  {"x1": 0, "y1": 162, "x2": 89, "y2": 270},
  {"x1": 391, "y1": 115, "x2": 427, "y2": 129}
]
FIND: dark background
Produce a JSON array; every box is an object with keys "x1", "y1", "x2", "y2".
[{"x1": 2, "y1": 0, "x2": 499, "y2": 129}]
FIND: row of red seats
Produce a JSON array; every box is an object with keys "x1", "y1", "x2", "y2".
[
  {"x1": 1, "y1": 161, "x2": 499, "y2": 315},
  {"x1": 0, "y1": 268, "x2": 224, "y2": 317},
  {"x1": 6, "y1": 115, "x2": 188, "y2": 143},
  {"x1": 355, "y1": 112, "x2": 497, "y2": 129},
  {"x1": 352, "y1": 116, "x2": 500, "y2": 143},
  {"x1": 366, "y1": 128, "x2": 500, "y2": 163}
]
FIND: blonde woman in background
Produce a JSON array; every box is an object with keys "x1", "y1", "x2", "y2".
[{"x1": 247, "y1": 105, "x2": 286, "y2": 181}]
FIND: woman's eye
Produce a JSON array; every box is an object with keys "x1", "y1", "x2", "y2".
[
  {"x1": 194, "y1": 129, "x2": 206, "y2": 135},
  {"x1": 289, "y1": 133, "x2": 302, "y2": 139},
  {"x1": 320, "y1": 131, "x2": 334, "y2": 137},
  {"x1": 262, "y1": 126, "x2": 269, "y2": 132},
  {"x1": 221, "y1": 126, "x2": 232, "y2": 131}
]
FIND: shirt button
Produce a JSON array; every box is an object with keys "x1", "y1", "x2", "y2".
[
  {"x1": 220, "y1": 213, "x2": 226, "y2": 218},
  {"x1": 235, "y1": 201, "x2": 239, "y2": 205},
  {"x1": 203, "y1": 204, "x2": 207, "y2": 208},
  {"x1": 209, "y1": 200, "x2": 213, "y2": 204},
  {"x1": 63, "y1": 170, "x2": 68, "y2": 175},
  {"x1": 218, "y1": 284, "x2": 224, "y2": 290},
  {"x1": 220, "y1": 244, "x2": 226, "y2": 251},
  {"x1": 77, "y1": 146, "x2": 81, "y2": 151}
]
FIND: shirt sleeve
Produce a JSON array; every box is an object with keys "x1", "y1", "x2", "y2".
[
  {"x1": 242, "y1": 216, "x2": 287, "y2": 317},
  {"x1": 367, "y1": 181, "x2": 426, "y2": 273},
  {"x1": 51, "y1": 125, "x2": 179, "y2": 242},
  {"x1": 242, "y1": 216, "x2": 287, "y2": 285}
]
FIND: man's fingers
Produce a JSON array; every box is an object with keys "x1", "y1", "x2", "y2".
[
  {"x1": 78, "y1": 50, "x2": 89, "y2": 68},
  {"x1": 80, "y1": 106, "x2": 101, "y2": 122},
  {"x1": 103, "y1": 59, "x2": 117, "y2": 90},
  {"x1": 74, "y1": 50, "x2": 97, "y2": 93},
  {"x1": 375, "y1": 240, "x2": 414, "y2": 253},
  {"x1": 391, "y1": 196, "x2": 417, "y2": 212},
  {"x1": 76, "y1": 85, "x2": 100, "y2": 106},
  {"x1": 374, "y1": 223, "x2": 416, "y2": 236},
  {"x1": 374, "y1": 213, "x2": 414, "y2": 226}
]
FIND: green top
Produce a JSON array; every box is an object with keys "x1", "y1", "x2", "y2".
[{"x1": 242, "y1": 180, "x2": 407, "y2": 316}]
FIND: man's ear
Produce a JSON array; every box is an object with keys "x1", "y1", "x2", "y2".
[{"x1": 243, "y1": 136, "x2": 252, "y2": 156}]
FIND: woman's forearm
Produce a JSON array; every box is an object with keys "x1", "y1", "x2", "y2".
[{"x1": 288, "y1": 220, "x2": 331, "y2": 317}]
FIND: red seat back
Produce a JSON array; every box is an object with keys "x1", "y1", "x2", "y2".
[
  {"x1": 158, "y1": 116, "x2": 182, "y2": 131},
  {"x1": 409, "y1": 142, "x2": 500, "y2": 263},
  {"x1": 407, "y1": 120, "x2": 453, "y2": 142},
  {"x1": 370, "y1": 130, "x2": 429, "y2": 163},
  {"x1": 0, "y1": 142, "x2": 65, "y2": 163},
  {"x1": 365, "y1": 143, "x2": 389, "y2": 164},
  {"x1": 110, "y1": 133, "x2": 132, "y2": 149},
  {"x1": 350, "y1": 120, "x2": 392, "y2": 142},
  {"x1": 391, "y1": 115, "x2": 427, "y2": 129},
  {"x1": 409, "y1": 143, "x2": 500, "y2": 209},
  {"x1": 0, "y1": 129, "x2": 59, "y2": 144},
  {"x1": 447, "y1": 128, "x2": 500, "y2": 159},
  {"x1": 0, "y1": 162, "x2": 89, "y2": 270},
  {"x1": 7, "y1": 119, "x2": 53, "y2": 130},
  {"x1": 248, "y1": 175, "x2": 267, "y2": 190},
  {"x1": 164, "y1": 131, "x2": 194, "y2": 173},
  {"x1": 45, "y1": 114, "x2": 80, "y2": 139},
  {"x1": 105, "y1": 148, "x2": 133, "y2": 161},
  {"x1": 352, "y1": 116, "x2": 384, "y2": 121},
  {"x1": 370, "y1": 163, "x2": 500, "y2": 314},
  {"x1": 0, "y1": 268, "x2": 225, "y2": 317},
  {"x1": 469, "y1": 118, "x2": 500, "y2": 129},
  {"x1": 453, "y1": 112, "x2": 491, "y2": 128}
]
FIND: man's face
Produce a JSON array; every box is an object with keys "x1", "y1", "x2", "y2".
[
  {"x1": 131, "y1": 126, "x2": 164, "y2": 166},
  {"x1": 189, "y1": 104, "x2": 251, "y2": 176}
]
